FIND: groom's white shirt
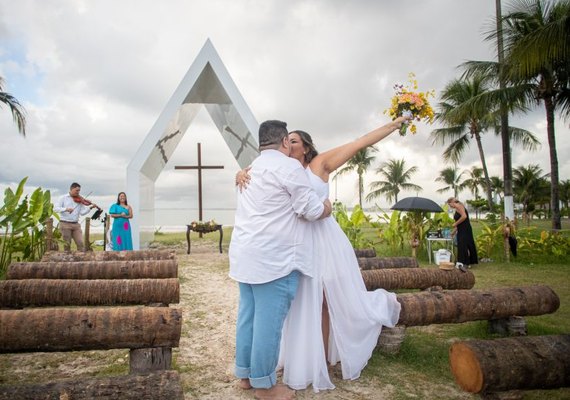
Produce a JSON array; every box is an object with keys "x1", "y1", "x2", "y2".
[{"x1": 229, "y1": 149, "x2": 324, "y2": 284}]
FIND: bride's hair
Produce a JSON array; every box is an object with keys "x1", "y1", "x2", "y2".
[{"x1": 290, "y1": 130, "x2": 318, "y2": 164}]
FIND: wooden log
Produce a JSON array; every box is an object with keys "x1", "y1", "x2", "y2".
[
  {"x1": 7, "y1": 260, "x2": 178, "y2": 280},
  {"x1": 0, "y1": 279, "x2": 180, "y2": 308},
  {"x1": 397, "y1": 285, "x2": 559, "y2": 326},
  {"x1": 358, "y1": 256, "x2": 419, "y2": 270},
  {"x1": 449, "y1": 335, "x2": 570, "y2": 393},
  {"x1": 41, "y1": 249, "x2": 176, "y2": 262},
  {"x1": 130, "y1": 347, "x2": 172, "y2": 374},
  {"x1": 362, "y1": 268, "x2": 475, "y2": 291},
  {"x1": 0, "y1": 306, "x2": 182, "y2": 353},
  {"x1": 354, "y1": 248, "x2": 376, "y2": 258},
  {"x1": 0, "y1": 370, "x2": 184, "y2": 400}
]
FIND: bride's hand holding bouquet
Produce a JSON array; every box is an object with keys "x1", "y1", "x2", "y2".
[{"x1": 385, "y1": 72, "x2": 435, "y2": 136}]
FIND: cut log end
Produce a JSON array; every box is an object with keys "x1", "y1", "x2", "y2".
[{"x1": 449, "y1": 342, "x2": 484, "y2": 393}]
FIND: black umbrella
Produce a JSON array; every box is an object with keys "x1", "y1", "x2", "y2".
[{"x1": 391, "y1": 196, "x2": 443, "y2": 213}]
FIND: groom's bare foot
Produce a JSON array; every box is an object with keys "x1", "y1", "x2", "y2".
[
  {"x1": 254, "y1": 384, "x2": 295, "y2": 400},
  {"x1": 238, "y1": 378, "x2": 252, "y2": 389}
]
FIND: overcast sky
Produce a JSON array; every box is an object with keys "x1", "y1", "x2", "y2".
[{"x1": 1, "y1": 0, "x2": 568, "y2": 226}]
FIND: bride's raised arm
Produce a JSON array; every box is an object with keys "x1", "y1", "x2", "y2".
[{"x1": 312, "y1": 115, "x2": 410, "y2": 180}]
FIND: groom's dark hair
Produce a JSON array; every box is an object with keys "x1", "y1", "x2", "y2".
[{"x1": 259, "y1": 120, "x2": 288, "y2": 149}]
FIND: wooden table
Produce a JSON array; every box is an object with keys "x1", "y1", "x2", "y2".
[{"x1": 186, "y1": 224, "x2": 223, "y2": 254}]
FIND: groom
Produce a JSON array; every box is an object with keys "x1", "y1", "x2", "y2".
[{"x1": 229, "y1": 120, "x2": 331, "y2": 400}]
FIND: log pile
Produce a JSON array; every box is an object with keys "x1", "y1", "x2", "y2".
[
  {"x1": 358, "y1": 256, "x2": 418, "y2": 270},
  {"x1": 397, "y1": 285, "x2": 559, "y2": 326},
  {"x1": 449, "y1": 335, "x2": 570, "y2": 394},
  {"x1": 362, "y1": 268, "x2": 474, "y2": 291},
  {"x1": 0, "y1": 251, "x2": 183, "y2": 399}
]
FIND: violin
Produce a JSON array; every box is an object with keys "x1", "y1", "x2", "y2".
[{"x1": 71, "y1": 194, "x2": 100, "y2": 209}]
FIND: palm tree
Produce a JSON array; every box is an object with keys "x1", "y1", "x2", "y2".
[
  {"x1": 490, "y1": 176, "x2": 505, "y2": 203},
  {"x1": 435, "y1": 166, "x2": 465, "y2": 198},
  {"x1": 464, "y1": 0, "x2": 570, "y2": 229},
  {"x1": 0, "y1": 77, "x2": 26, "y2": 136},
  {"x1": 462, "y1": 166, "x2": 485, "y2": 200},
  {"x1": 560, "y1": 179, "x2": 570, "y2": 215},
  {"x1": 334, "y1": 146, "x2": 377, "y2": 208},
  {"x1": 430, "y1": 74, "x2": 539, "y2": 210},
  {"x1": 513, "y1": 164, "x2": 550, "y2": 223},
  {"x1": 366, "y1": 158, "x2": 422, "y2": 204}
]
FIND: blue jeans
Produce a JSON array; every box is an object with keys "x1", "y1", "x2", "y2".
[{"x1": 235, "y1": 271, "x2": 300, "y2": 388}]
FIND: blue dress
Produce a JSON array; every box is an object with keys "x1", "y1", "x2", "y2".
[{"x1": 109, "y1": 204, "x2": 133, "y2": 251}]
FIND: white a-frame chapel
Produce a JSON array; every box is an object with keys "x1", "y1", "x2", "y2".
[{"x1": 127, "y1": 39, "x2": 259, "y2": 249}]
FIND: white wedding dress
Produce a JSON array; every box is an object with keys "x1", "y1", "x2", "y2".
[{"x1": 279, "y1": 167, "x2": 402, "y2": 392}]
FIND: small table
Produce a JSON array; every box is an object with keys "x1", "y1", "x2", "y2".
[
  {"x1": 186, "y1": 224, "x2": 223, "y2": 254},
  {"x1": 426, "y1": 237, "x2": 453, "y2": 264}
]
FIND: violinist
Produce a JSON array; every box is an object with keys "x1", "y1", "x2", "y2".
[{"x1": 53, "y1": 182, "x2": 99, "y2": 252}]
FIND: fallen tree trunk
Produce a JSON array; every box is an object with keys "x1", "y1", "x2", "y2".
[
  {"x1": 0, "y1": 370, "x2": 184, "y2": 400},
  {"x1": 7, "y1": 260, "x2": 178, "y2": 280},
  {"x1": 0, "y1": 306, "x2": 182, "y2": 353},
  {"x1": 362, "y1": 268, "x2": 474, "y2": 291},
  {"x1": 0, "y1": 279, "x2": 180, "y2": 308},
  {"x1": 354, "y1": 248, "x2": 376, "y2": 258},
  {"x1": 397, "y1": 285, "x2": 559, "y2": 326},
  {"x1": 449, "y1": 335, "x2": 570, "y2": 393},
  {"x1": 358, "y1": 257, "x2": 418, "y2": 270},
  {"x1": 41, "y1": 249, "x2": 176, "y2": 262}
]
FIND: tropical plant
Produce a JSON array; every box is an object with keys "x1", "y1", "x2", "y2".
[
  {"x1": 560, "y1": 179, "x2": 570, "y2": 215},
  {"x1": 366, "y1": 158, "x2": 422, "y2": 204},
  {"x1": 334, "y1": 147, "x2": 377, "y2": 208},
  {"x1": 461, "y1": 166, "x2": 485, "y2": 201},
  {"x1": 0, "y1": 177, "x2": 56, "y2": 277},
  {"x1": 435, "y1": 166, "x2": 465, "y2": 198},
  {"x1": 464, "y1": 0, "x2": 570, "y2": 230},
  {"x1": 430, "y1": 74, "x2": 539, "y2": 209},
  {"x1": 0, "y1": 76, "x2": 26, "y2": 136},
  {"x1": 332, "y1": 203, "x2": 373, "y2": 249},
  {"x1": 373, "y1": 209, "x2": 407, "y2": 251}
]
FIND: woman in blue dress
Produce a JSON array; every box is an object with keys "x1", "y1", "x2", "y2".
[{"x1": 108, "y1": 192, "x2": 133, "y2": 251}]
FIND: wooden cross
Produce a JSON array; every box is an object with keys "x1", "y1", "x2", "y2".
[{"x1": 175, "y1": 143, "x2": 224, "y2": 234}]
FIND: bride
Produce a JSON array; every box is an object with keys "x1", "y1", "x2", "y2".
[{"x1": 238, "y1": 116, "x2": 408, "y2": 392}]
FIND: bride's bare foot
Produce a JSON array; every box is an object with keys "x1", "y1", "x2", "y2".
[
  {"x1": 238, "y1": 378, "x2": 252, "y2": 389},
  {"x1": 254, "y1": 384, "x2": 295, "y2": 400}
]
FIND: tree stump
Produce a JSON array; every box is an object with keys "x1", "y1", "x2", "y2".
[
  {"x1": 7, "y1": 260, "x2": 178, "y2": 280},
  {"x1": 377, "y1": 325, "x2": 406, "y2": 354},
  {"x1": 397, "y1": 285, "x2": 559, "y2": 326},
  {"x1": 130, "y1": 347, "x2": 172, "y2": 374},
  {"x1": 0, "y1": 279, "x2": 180, "y2": 308},
  {"x1": 488, "y1": 316, "x2": 527, "y2": 336},
  {"x1": 362, "y1": 268, "x2": 474, "y2": 291},
  {"x1": 449, "y1": 335, "x2": 570, "y2": 393},
  {"x1": 41, "y1": 249, "x2": 176, "y2": 262},
  {"x1": 358, "y1": 257, "x2": 419, "y2": 270},
  {"x1": 0, "y1": 370, "x2": 184, "y2": 400}
]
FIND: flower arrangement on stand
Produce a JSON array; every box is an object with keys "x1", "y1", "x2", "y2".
[
  {"x1": 385, "y1": 72, "x2": 435, "y2": 136},
  {"x1": 190, "y1": 219, "x2": 219, "y2": 233}
]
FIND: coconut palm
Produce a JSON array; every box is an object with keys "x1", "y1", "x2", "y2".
[
  {"x1": 334, "y1": 146, "x2": 377, "y2": 208},
  {"x1": 435, "y1": 166, "x2": 465, "y2": 199},
  {"x1": 461, "y1": 166, "x2": 485, "y2": 200},
  {"x1": 0, "y1": 77, "x2": 26, "y2": 136},
  {"x1": 513, "y1": 164, "x2": 550, "y2": 223},
  {"x1": 463, "y1": 0, "x2": 570, "y2": 229},
  {"x1": 490, "y1": 176, "x2": 505, "y2": 203},
  {"x1": 430, "y1": 74, "x2": 539, "y2": 210},
  {"x1": 366, "y1": 158, "x2": 422, "y2": 204}
]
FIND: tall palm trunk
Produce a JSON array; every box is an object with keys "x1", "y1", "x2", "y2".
[
  {"x1": 545, "y1": 96, "x2": 561, "y2": 230},
  {"x1": 474, "y1": 133, "x2": 494, "y2": 209},
  {"x1": 358, "y1": 173, "x2": 364, "y2": 208}
]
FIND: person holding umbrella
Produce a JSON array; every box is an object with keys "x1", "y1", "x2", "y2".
[{"x1": 447, "y1": 197, "x2": 478, "y2": 271}]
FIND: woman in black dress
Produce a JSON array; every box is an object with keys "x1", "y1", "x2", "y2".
[{"x1": 447, "y1": 197, "x2": 478, "y2": 269}]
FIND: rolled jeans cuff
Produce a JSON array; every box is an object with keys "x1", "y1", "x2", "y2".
[
  {"x1": 249, "y1": 371, "x2": 277, "y2": 389},
  {"x1": 235, "y1": 365, "x2": 250, "y2": 379}
]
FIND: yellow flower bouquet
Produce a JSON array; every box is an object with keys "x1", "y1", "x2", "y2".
[
  {"x1": 190, "y1": 219, "x2": 218, "y2": 232},
  {"x1": 385, "y1": 73, "x2": 435, "y2": 136}
]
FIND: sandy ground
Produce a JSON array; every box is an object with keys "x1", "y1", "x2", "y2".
[{"x1": 0, "y1": 240, "x2": 472, "y2": 399}]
